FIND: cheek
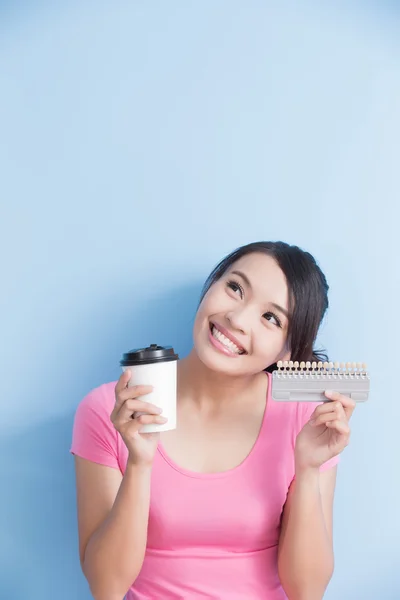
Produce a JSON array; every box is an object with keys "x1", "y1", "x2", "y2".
[
  {"x1": 193, "y1": 300, "x2": 209, "y2": 336},
  {"x1": 193, "y1": 311, "x2": 202, "y2": 338},
  {"x1": 253, "y1": 326, "x2": 287, "y2": 356},
  {"x1": 192, "y1": 289, "x2": 223, "y2": 344},
  {"x1": 195, "y1": 288, "x2": 219, "y2": 322}
]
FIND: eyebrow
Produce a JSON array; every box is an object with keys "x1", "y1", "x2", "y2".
[{"x1": 230, "y1": 269, "x2": 290, "y2": 319}]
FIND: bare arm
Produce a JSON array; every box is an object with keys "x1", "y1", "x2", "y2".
[
  {"x1": 73, "y1": 373, "x2": 167, "y2": 599},
  {"x1": 75, "y1": 457, "x2": 152, "y2": 600},
  {"x1": 277, "y1": 466, "x2": 337, "y2": 600}
]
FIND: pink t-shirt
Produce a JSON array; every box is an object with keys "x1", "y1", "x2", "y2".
[{"x1": 70, "y1": 372, "x2": 339, "y2": 600}]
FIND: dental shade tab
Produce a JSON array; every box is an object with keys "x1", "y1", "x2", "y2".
[{"x1": 271, "y1": 361, "x2": 370, "y2": 403}]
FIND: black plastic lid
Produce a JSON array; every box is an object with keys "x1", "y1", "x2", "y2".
[{"x1": 120, "y1": 344, "x2": 179, "y2": 366}]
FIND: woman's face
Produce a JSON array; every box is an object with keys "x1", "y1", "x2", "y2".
[{"x1": 193, "y1": 252, "x2": 291, "y2": 377}]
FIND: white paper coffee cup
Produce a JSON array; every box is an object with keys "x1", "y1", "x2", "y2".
[{"x1": 120, "y1": 344, "x2": 178, "y2": 433}]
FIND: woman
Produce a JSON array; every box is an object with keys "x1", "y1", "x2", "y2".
[{"x1": 71, "y1": 241, "x2": 355, "y2": 600}]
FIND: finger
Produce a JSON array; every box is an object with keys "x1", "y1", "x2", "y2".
[
  {"x1": 114, "y1": 414, "x2": 168, "y2": 434},
  {"x1": 137, "y1": 414, "x2": 168, "y2": 425},
  {"x1": 326, "y1": 419, "x2": 351, "y2": 436},
  {"x1": 336, "y1": 402, "x2": 347, "y2": 422},
  {"x1": 309, "y1": 400, "x2": 345, "y2": 422},
  {"x1": 115, "y1": 399, "x2": 163, "y2": 422},
  {"x1": 115, "y1": 369, "x2": 131, "y2": 395},
  {"x1": 324, "y1": 390, "x2": 356, "y2": 419},
  {"x1": 114, "y1": 384, "x2": 154, "y2": 410},
  {"x1": 310, "y1": 401, "x2": 347, "y2": 426},
  {"x1": 123, "y1": 398, "x2": 163, "y2": 415},
  {"x1": 310, "y1": 402, "x2": 340, "y2": 420}
]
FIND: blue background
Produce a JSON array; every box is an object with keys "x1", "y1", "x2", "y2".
[{"x1": 1, "y1": 1, "x2": 399, "y2": 598}]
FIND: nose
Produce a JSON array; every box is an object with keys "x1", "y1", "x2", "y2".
[{"x1": 225, "y1": 307, "x2": 249, "y2": 335}]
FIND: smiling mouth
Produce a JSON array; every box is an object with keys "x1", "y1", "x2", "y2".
[{"x1": 209, "y1": 323, "x2": 247, "y2": 355}]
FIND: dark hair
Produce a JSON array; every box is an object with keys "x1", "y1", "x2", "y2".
[{"x1": 200, "y1": 241, "x2": 329, "y2": 372}]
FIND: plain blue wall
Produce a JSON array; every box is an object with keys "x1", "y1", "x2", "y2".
[{"x1": 1, "y1": 2, "x2": 399, "y2": 598}]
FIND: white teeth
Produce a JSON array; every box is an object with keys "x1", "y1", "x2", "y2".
[{"x1": 212, "y1": 326, "x2": 242, "y2": 354}]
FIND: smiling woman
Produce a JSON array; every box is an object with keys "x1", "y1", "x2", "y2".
[
  {"x1": 71, "y1": 241, "x2": 354, "y2": 600},
  {"x1": 199, "y1": 241, "x2": 330, "y2": 372}
]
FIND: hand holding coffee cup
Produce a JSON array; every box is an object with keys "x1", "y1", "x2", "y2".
[
  {"x1": 111, "y1": 344, "x2": 179, "y2": 465},
  {"x1": 120, "y1": 344, "x2": 179, "y2": 434},
  {"x1": 111, "y1": 370, "x2": 168, "y2": 466}
]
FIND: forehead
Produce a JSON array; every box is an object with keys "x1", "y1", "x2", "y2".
[{"x1": 227, "y1": 253, "x2": 289, "y2": 308}]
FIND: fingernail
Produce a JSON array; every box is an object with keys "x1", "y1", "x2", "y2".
[
  {"x1": 325, "y1": 390, "x2": 334, "y2": 398},
  {"x1": 156, "y1": 407, "x2": 163, "y2": 414},
  {"x1": 309, "y1": 419, "x2": 316, "y2": 426}
]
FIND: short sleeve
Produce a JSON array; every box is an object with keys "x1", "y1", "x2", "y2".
[
  {"x1": 297, "y1": 402, "x2": 340, "y2": 472},
  {"x1": 70, "y1": 382, "x2": 121, "y2": 470}
]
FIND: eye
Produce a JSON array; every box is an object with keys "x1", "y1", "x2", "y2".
[
  {"x1": 263, "y1": 311, "x2": 282, "y2": 328},
  {"x1": 226, "y1": 280, "x2": 244, "y2": 298}
]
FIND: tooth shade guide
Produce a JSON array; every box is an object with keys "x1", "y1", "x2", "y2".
[{"x1": 272, "y1": 360, "x2": 370, "y2": 402}]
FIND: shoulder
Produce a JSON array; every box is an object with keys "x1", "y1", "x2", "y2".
[
  {"x1": 266, "y1": 372, "x2": 300, "y2": 427},
  {"x1": 266, "y1": 371, "x2": 321, "y2": 429},
  {"x1": 71, "y1": 381, "x2": 121, "y2": 468},
  {"x1": 72, "y1": 381, "x2": 118, "y2": 444},
  {"x1": 271, "y1": 400, "x2": 324, "y2": 432},
  {"x1": 267, "y1": 370, "x2": 319, "y2": 431},
  {"x1": 266, "y1": 395, "x2": 321, "y2": 446},
  {"x1": 76, "y1": 381, "x2": 117, "y2": 418}
]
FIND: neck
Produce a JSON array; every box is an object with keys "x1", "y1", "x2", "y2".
[{"x1": 178, "y1": 348, "x2": 263, "y2": 409}]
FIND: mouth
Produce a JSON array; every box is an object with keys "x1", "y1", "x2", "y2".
[{"x1": 209, "y1": 322, "x2": 247, "y2": 356}]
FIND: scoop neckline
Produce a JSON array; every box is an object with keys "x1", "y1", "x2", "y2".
[{"x1": 157, "y1": 371, "x2": 272, "y2": 479}]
